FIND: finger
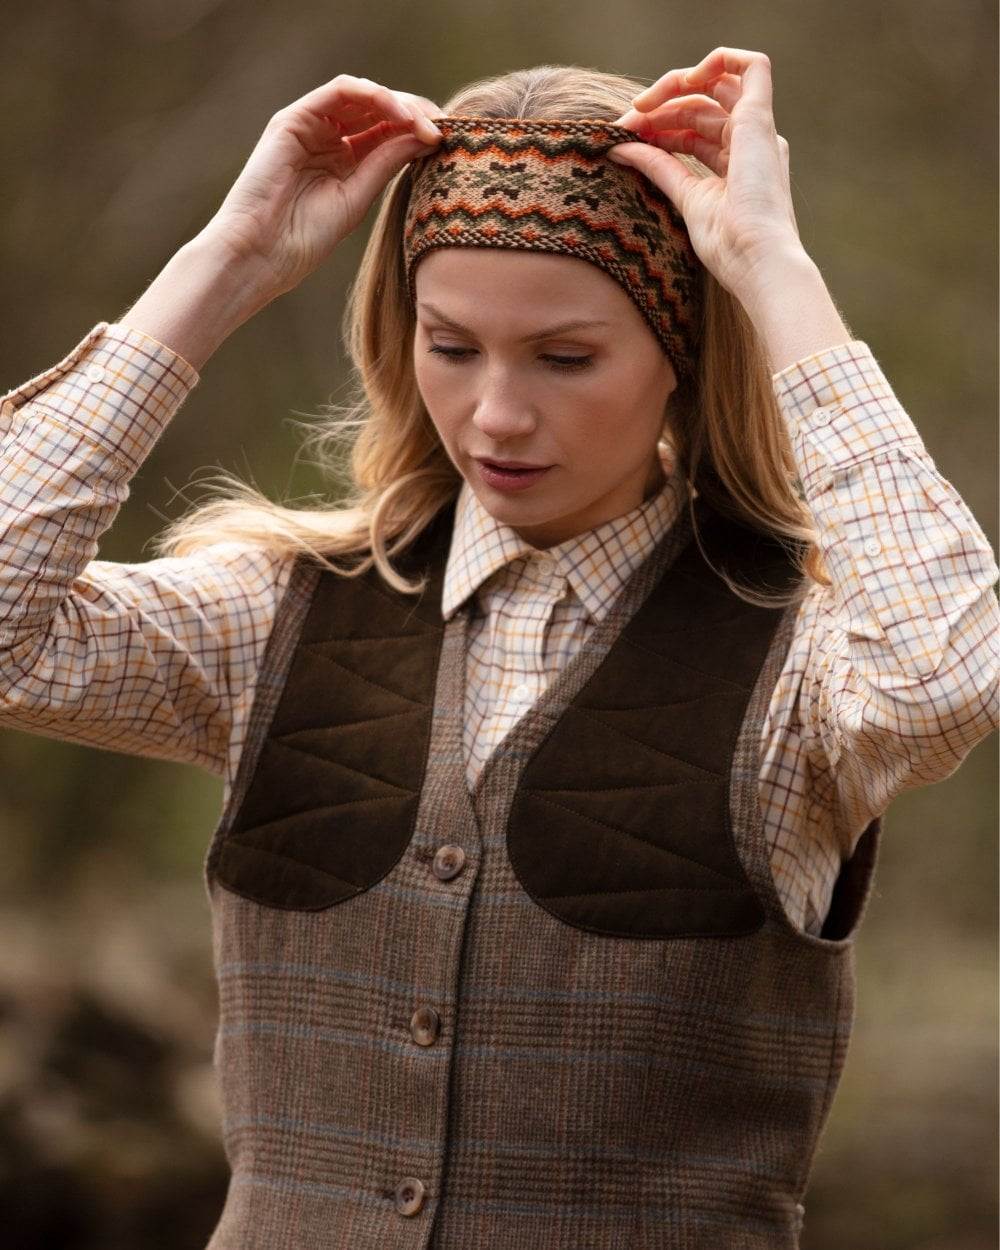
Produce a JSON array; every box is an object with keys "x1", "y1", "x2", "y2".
[
  {"x1": 342, "y1": 128, "x2": 432, "y2": 202},
  {"x1": 636, "y1": 131, "x2": 728, "y2": 178},
  {"x1": 340, "y1": 118, "x2": 428, "y2": 165},
  {"x1": 395, "y1": 92, "x2": 446, "y2": 124},
  {"x1": 267, "y1": 94, "x2": 413, "y2": 162},
  {"x1": 294, "y1": 74, "x2": 416, "y2": 128},
  {"x1": 331, "y1": 80, "x2": 443, "y2": 142},
  {"x1": 631, "y1": 71, "x2": 742, "y2": 115},
  {"x1": 306, "y1": 114, "x2": 406, "y2": 166},
  {"x1": 631, "y1": 66, "x2": 707, "y2": 111},
  {"x1": 632, "y1": 47, "x2": 772, "y2": 114},
  {"x1": 326, "y1": 106, "x2": 440, "y2": 160},
  {"x1": 686, "y1": 48, "x2": 773, "y2": 117},
  {"x1": 615, "y1": 123, "x2": 730, "y2": 178},
  {"x1": 290, "y1": 76, "x2": 442, "y2": 146},
  {"x1": 336, "y1": 98, "x2": 442, "y2": 144},
  {"x1": 608, "y1": 141, "x2": 701, "y2": 208},
  {"x1": 690, "y1": 71, "x2": 742, "y2": 114},
  {"x1": 312, "y1": 125, "x2": 427, "y2": 188},
  {"x1": 615, "y1": 96, "x2": 729, "y2": 145},
  {"x1": 329, "y1": 100, "x2": 425, "y2": 137}
]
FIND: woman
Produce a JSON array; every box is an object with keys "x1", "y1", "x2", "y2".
[{"x1": 2, "y1": 50, "x2": 996, "y2": 1248}]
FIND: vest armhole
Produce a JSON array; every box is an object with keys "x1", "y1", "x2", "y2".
[
  {"x1": 818, "y1": 814, "x2": 883, "y2": 942},
  {"x1": 203, "y1": 550, "x2": 324, "y2": 887}
]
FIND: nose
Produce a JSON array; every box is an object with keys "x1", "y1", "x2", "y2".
[{"x1": 470, "y1": 368, "x2": 539, "y2": 444}]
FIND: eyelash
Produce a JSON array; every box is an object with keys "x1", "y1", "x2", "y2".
[{"x1": 426, "y1": 346, "x2": 594, "y2": 372}]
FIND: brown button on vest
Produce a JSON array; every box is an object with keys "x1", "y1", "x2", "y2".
[{"x1": 201, "y1": 493, "x2": 882, "y2": 1249}]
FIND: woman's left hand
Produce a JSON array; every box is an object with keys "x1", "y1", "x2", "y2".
[{"x1": 609, "y1": 48, "x2": 805, "y2": 300}]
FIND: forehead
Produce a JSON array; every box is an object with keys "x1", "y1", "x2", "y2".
[{"x1": 413, "y1": 246, "x2": 627, "y2": 315}]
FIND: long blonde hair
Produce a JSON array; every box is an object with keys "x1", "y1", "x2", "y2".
[{"x1": 152, "y1": 63, "x2": 833, "y2": 607}]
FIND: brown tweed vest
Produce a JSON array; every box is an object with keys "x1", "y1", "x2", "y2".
[{"x1": 201, "y1": 493, "x2": 882, "y2": 1250}]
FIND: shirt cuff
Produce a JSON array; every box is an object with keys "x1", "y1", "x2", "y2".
[
  {"x1": 771, "y1": 340, "x2": 928, "y2": 497},
  {"x1": 0, "y1": 321, "x2": 200, "y2": 477}
]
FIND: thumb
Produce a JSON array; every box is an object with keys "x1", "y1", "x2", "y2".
[
  {"x1": 348, "y1": 132, "x2": 432, "y2": 205},
  {"x1": 608, "y1": 142, "x2": 692, "y2": 214}
]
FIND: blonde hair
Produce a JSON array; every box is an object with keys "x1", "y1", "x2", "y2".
[{"x1": 152, "y1": 63, "x2": 834, "y2": 608}]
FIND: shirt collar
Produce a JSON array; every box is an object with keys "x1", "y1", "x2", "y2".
[{"x1": 441, "y1": 460, "x2": 689, "y2": 625}]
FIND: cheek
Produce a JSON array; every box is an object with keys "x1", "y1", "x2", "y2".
[
  {"x1": 413, "y1": 355, "x2": 444, "y2": 414},
  {"x1": 413, "y1": 367, "x2": 460, "y2": 449},
  {"x1": 572, "y1": 391, "x2": 662, "y2": 467}
]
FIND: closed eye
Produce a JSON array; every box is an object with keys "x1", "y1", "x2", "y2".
[{"x1": 426, "y1": 346, "x2": 594, "y2": 372}]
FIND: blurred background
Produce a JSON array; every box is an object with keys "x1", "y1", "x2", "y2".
[{"x1": 1, "y1": 0, "x2": 997, "y2": 1246}]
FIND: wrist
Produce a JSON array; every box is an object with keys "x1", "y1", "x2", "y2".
[
  {"x1": 116, "y1": 231, "x2": 276, "y2": 373},
  {"x1": 728, "y1": 238, "x2": 817, "y2": 307},
  {"x1": 730, "y1": 244, "x2": 855, "y2": 375}
]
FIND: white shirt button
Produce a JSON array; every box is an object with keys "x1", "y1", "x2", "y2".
[
  {"x1": 511, "y1": 683, "x2": 533, "y2": 702},
  {"x1": 812, "y1": 405, "x2": 834, "y2": 424},
  {"x1": 534, "y1": 555, "x2": 555, "y2": 577},
  {"x1": 86, "y1": 363, "x2": 106, "y2": 382},
  {"x1": 863, "y1": 538, "x2": 882, "y2": 557}
]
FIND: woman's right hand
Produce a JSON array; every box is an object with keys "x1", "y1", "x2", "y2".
[{"x1": 200, "y1": 75, "x2": 443, "y2": 300}]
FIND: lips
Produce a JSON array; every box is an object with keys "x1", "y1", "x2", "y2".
[
  {"x1": 478, "y1": 458, "x2": 550, "y2": 470},
  {"x1": 475, "y1": 460, "x2": 553, "y2": 492}
]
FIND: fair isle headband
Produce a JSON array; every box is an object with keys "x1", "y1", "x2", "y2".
[{"x1": 402, "y1": 116, "x2": 705, "y2": 386}]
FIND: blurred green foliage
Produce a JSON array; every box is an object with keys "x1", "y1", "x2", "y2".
[{"x1": 1, "y1": 1, "x2": 997, "y2": 1246}]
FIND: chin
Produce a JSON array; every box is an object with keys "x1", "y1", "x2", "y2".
[{"x1": 475, "y1": 484, "x2": 557, "y2": 512}]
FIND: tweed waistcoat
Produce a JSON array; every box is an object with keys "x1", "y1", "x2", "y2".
[{"x1": 201, "y1": 492, "x2": 882, "y2": 1250}]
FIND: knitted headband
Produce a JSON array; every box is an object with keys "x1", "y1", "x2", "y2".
[{"x1": 402, "y1": 116, "x2": 704, "y2": 386}]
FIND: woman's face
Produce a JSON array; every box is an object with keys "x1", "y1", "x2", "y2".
[{"x1": 412, "y1": 248, "x2": 677, "y2": 548}]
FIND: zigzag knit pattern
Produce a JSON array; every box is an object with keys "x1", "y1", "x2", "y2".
[{"x1": 402, "y1": 116, "x2": 705, "y2": 384}]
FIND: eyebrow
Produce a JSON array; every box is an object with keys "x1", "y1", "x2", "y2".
[{"x1": 416, "y1": 302, "x2": 612, "y2": 341}]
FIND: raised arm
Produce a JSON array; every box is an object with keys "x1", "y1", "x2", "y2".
[
  {"x1": 0, "y1": 318, "x2": 293, "y2": 776},
  {"x1": 1, "y1": 75, "x2": 443, "y2": 777},
  {"x1": 608, "y1": 46, "x2": 999, "y2": 831}
]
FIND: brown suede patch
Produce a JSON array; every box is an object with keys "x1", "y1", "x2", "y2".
[
  {"x1": 211, "y1": 503, "x2": 454, "y2": 910},
  {"x1": 509, "y1": 504, "x2": 800, "y2": 937}
]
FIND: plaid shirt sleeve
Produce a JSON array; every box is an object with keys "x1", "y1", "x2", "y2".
[
  {"x1": 0, "y1": 321, "x2": 292, "y2": 778},
  {"x1": 770, "y1": 340, "x2": 1000, "y2": 833}
]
